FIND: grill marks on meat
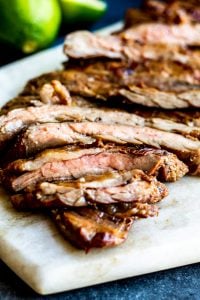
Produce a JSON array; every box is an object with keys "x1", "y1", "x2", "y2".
[
  {"x1": 10, "y1": 170, "x2": 168, "y2": 209},
  {"x1": 52, "y1": 208, "x2": 133, "y2": 250},
  {"x1": 3, "y1": 145, "x2": 186, "y2": 192}
]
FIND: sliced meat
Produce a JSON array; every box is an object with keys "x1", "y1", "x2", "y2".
[
  {"x1": 64, "y1": 30, "x2": 200, "y2": 66},
  {"x1": 0, "y1": 96, "x2": 43, "y2": 115},
  {"x1": 121, "y1": 23, "x2": 200, "y2": 46},
  {"x1": 51, "y1": 207, "x2": 133, "y2": 250},
  {"x1": 145, "y1": 117, "x2": 200, "y2": 139},
  {"x1": 6, "y1": 146, "x2": 105, "y2": 172},
  {"x1": 120, "y1": 86, "x2": 200, "y2": 109},
  {"x1": 1, "y1": 101, "x2": 200, "y2": 151},
  {"x1": 132, "y1": 108, "x2": 200, "y2": 128},
  {"x1": 6, "y1": 122, "x2": 96, "y2": 160},
  {"x1": 0, "y1": 104, "x2": 144, "y2": 149},
  {"x1": 4, "y1": 144, "x2": 188, "y2": 192},
  {"x1": 22, "y1": 60, "x2": 200, "y2": 96},
  {"x1": 6, "y1": 145, "x2": 187, "y2": 182},
  {"x1": 10, "y1": 169, "x2": 168, "y2": 209},
  {"x1": 1, "y1": 147, "x2": 188, "y2": 191},
  {"x1": 121, "y1": 43, "x2": 200, "y2": 68},
  {"x1": 125, "y1": 1, "x2": 200, "y2": 28},
  {"x1": 69, "y1": 121, "x2": 200, "y2": 151},
  {"x1": 6, "y1": 121, "x2": 197, "y2": 172},
  {"x1": 64, "y1": 31, "x2": 123, "y2": 59},
  {"x1": 69, "y1": 122, "x2": 200, "y2": 174},
  {"x1": 143, "y1": 0, "x2": 200, "y2": 25}
]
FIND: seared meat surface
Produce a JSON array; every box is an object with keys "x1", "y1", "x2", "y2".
[
  {"x1": 18, "y1": 59, "x2": 200, "y2": 109},
  {"x1": 52, "y1": 207, "x2": 133, "y2": 250}
]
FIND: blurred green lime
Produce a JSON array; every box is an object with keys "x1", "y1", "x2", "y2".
[
  {"x1": 0, "y1": 0, "x2": 61, "y2": 53},
  {"x1": 59, "y1": 0, "x2": 107, "y2": 24}
]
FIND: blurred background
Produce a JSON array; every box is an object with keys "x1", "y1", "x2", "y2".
[{"x1": 0, "y1": 0, "x2": 141, "y2": 67}]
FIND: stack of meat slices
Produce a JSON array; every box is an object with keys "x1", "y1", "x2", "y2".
[{"x1": 1, "y1": 0, "x2": 200, "y2": 251}]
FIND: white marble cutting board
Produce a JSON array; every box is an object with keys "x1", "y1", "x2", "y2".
[{"x1": 0, "y1": 22, "x2": 200, "y2": 295}]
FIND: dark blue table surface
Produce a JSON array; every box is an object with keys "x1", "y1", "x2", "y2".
[{"x1": 0, "y1": 0, "x2": 199, "y2": 299}]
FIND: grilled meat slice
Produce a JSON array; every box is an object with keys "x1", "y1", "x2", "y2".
[
  {"x1": 142, "y1": 0, "x2": 200, "y2": 25},
  {"x1": 64, "y1": 31, "x2": 123, "y2": 60},
  {"x1": 69, "y1": 122, "x2": 200, "y2": 174},
  {"x1": 64, "y1": 30, "x2": 200, "y2": 66},
  {"x1": 11, "y1": 145, "x2": 188, "y2": 181},
  {"x1": 132, "y1": 108, "x2": 200, "y2": 128},
  {"x1": 1, "y1": 104, "x2": 200, "y2": 152},
  {"x1": 0, "y1": 104, "x2": 144, "y2": 149},
  {"x1": 5, "y1": 121, "x2": 197, "y2": 172},
  {"x1": 52, "y1": 207, "x2": 133, "y2": 250},
  {"x1": 22, "y1": 61, "x2": 200, "y2": 95},
  {"x1": 3, "y1": 145, "x2": 186, "y2": 191},
  {"x1": 0, "y1": 105, "x2": 200, "y2": 149},
  {"x1": 6, "y1": 122, "x2": 96, "y2": 160},
  {"x1": 19, "y1": 61, "x2": 200, "y2": 108},
  {"x1": 10, "y1": 170, "x2": 168, "y2": 209},
  {"x1": 125, "y1": 1, "x2": 200, "y2": 28},
  {"x1": 0, "y1": 96, "x2": 43, "y2": 115},
  {"x1": 121, "y1": 23, "x2": 200, "y2": 46},
  {"x1": 119, "y1": 86, "x2": 200, "y2": 109},
  {"x1": 62, "y1": 60, "x2": 200, "y2": 93}
]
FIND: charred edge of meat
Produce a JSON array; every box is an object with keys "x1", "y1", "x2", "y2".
[
  {"x1": 51, "y1": 207, "x2": 133, "y2": 251},
  {"x1": 171, "y1": 149, "x2": 200, "y2": 175},
  {"x1": 99, "y1": 202, "x2": 159, "y2": 218}
]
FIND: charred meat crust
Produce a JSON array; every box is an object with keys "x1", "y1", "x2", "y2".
[{"x1": 51, "y1": 207, "x2": 133, "y2": 251}]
